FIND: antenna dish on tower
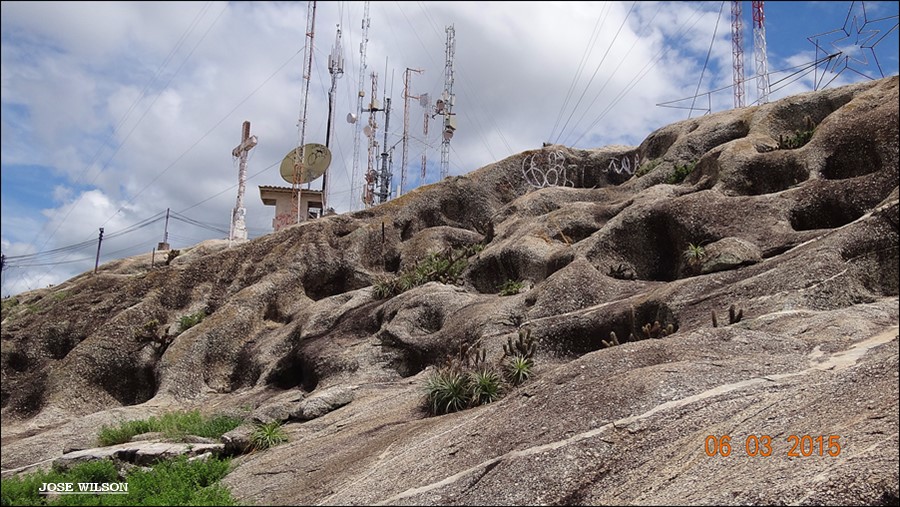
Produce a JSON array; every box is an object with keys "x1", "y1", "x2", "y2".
[
  {"x1": 279, "y1": 143, "x2": 332, "y2": 184},
  {"x1": 363, "y1": 125, "x2": 374, "y2": 138},
  {"x1": 347, "y1": 112, "x2": 358, "y2": 124},
  {"x1": 419, "y1": 93, "x2": 430, "y2": 108}
]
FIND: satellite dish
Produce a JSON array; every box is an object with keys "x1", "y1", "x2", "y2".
[
  {"x1": 347, "y1": 112, "x2": 358, "y2": 124},
  {"x1": 434, "y1": 99, "x2": 445, "y2": 114},
  {"x1": 279, "y1": 143, "x2": 332, "y2": 184},
  {"x1": 363, "y1": 125, "x2": 373, "y2": 138}
]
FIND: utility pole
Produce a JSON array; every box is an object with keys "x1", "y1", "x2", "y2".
[
  {"x1": 731, "y1": 0, "x2": 745, "y2": 109},
  {"x1": 323, "y1": 23, "x2": 344, "y2": 211},
  {"x1": 350, "y1": 1, "x2": 371, "y2": 211},
  {"x1": 292, "y1": 0, "x2": 317, "y2": 224},
  {"x1": 230, "y1": 120, "x2": 257, "y2": 242},
  {"x1": 438, "y1": 24, "x2": 456, "y2": 180},
  {"x1": 401, "y1": 68, "x2": 423, "y2": 196},
  {"x1": 158, "y1": 208, "x2": 170, "y2": 251},
  {"x1": 421, "y1": 94, "x2": 430, "y2": 183},
  {"x1": 94, "y1": 227, "x2": 104, "y2": 274}
]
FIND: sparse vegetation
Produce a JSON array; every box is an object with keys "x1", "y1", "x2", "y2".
[
  {"x1": 97, "y1": 410, "x2": 243, "y2": 446},
  {"x1": 498, "y1": 279, "x2": 524, "y2": 296},
  {"x1": 425, "y1": 368, "x2": 473, "y2": 415},
  {"x1": 424, "y1": 330, "x2": 539, "y2": 415},
  {"x1": 165, "y1": 249, "x2": 181, "y2": 266},
  {"x1": 179, "y1": 311, "x2": 206, "y2": 332},
  {"x1": 0, "y1": 456, "x2": 238, "y2": 506},
  {"x1": 51, "y1": 290, "x2": 71, "y2": 302},
  {"x1": 682, "y1": 242, "x2": 707, "y2": 273},
  {"x1": 250, "y1": 421, "x2": 288, "y2": 451},
  {"x1": 635, "y1": 158, "x2": 660, "y2": 177},
  {"x1": 667, "y1": 160, "x2": 698, "y2": 184},
  {"x1": 778, "y1": 118, "x2": 816, "y2": 150},
  {"x1": 607, "y1": 263, "x2": 636, "y2": 280},
  {"x1": 373, "y1": 245, "x2": 482, "y2": 300}
]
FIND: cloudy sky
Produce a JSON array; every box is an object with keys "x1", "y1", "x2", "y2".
[{"x1": 2, "y1": 1, "x2": 898, "y2": 297}]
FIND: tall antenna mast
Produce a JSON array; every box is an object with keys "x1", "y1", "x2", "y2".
[
  {"x1": 752, "y1": 0, "x2": 770, "y2": 104},
  {"x1": 362, "y1": 72, "x2": 381, "y2": 207},
  {"x1": 349, "y1": 1, "x2": 370, "y2": 211},
  {"x1": 731, "y1": 1, "x2": 745, "y2": 108},
  {"x1": 378, "y1": 97, "x2": 392, "y2": 204},
  {"x1": 292, "y1": 0, "x2": 317, "y2": 224},
  {"x1": 229, "y1": 120, "x2": 257, "y2": 241},
  {"x1": 421, "y1": 94, "x2": 430, "y2": 183},
  {"x1": 401, "y1": 68, "x2": 423, "y2": 196},
  {"x1": 438, "y1": 24, "x2": 456, "y2": 181},
  {"x1": 323, "y1": 23, "x2": 344, "y2": 212}
]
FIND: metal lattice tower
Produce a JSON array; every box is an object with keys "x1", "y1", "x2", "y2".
[
  {"x1": 362, "y1": 72, "x2": 379, "y2": 207},
  {"x1": 323, "y1": 23, "x2": 343, "y2": 212},
  {"x1": 752, "y1": 0, "x2": 770, "y2": 105},
  {"x1": 292, "y1": 0, "x2": 317, "y2": 223},
  {"x1": 731, "y1": 1, "x2": 745, "y2": 108},
  {"x1": 401, "y1": 68, "x2": 423, "y2": 196},
  {"x1": 350, "y1": 1, "x2": 370, "y2": 211},
  {"x1": 377, "y1": 97, "x2": 392, "y2": 204},
  {"x1": 439, "y1": 24, "x2": 456, "y2": 181}
]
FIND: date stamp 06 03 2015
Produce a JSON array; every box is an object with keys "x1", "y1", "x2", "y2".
[{"x1": 704, "y1": 435, "x2": 842, "y2": 458}]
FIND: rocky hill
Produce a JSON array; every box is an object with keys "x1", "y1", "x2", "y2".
[{"x1": 2, "y1": 76, "x2": 898, "y2": 505}]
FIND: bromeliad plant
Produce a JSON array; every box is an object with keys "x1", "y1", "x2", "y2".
[{"x1": 424, "y1": 329, "x2": 539, "y2": 416}]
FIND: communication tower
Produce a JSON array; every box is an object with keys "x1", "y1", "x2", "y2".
[
  {"x1": 348, "y1": 1, "x2": 371, "y2": 211},
  {"x1": 292, "y1": 0, "x2": 317, "y2": 223},
  {"x1": 752, "y1": 1, "x2": 771, "y2": 104},
  {"x1": 438, "y1": 24, "x2": 456, "y2": 180},
  {"x1": 323, "y1": 23, "x2": 344, "y2": 211},
  {"x1": 401, "y1": 68, "x2": 423, "y2": 196},
  {"x1": 731, "y1": 1, "x2": 746, "y2": 108}
]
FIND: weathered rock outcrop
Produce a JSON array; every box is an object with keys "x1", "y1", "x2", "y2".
[{"x1": 2, "y1": 77, "x2": 898, "y2": 505}]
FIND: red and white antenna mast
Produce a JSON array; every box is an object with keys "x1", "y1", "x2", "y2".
[
  {"x1": 752, "y1": 0, "x2": 770, "y2": 104},
  {"x1": 731, "y1": 1, "x2": 745, "y2": 108}
]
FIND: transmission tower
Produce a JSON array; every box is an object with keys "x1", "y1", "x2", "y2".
[
  {"x1": 401, "y1": 68, "x2": 423, "y2": 196},
  {"x1": 438, "y1": 24, "x2": 456, "y2": 181},
  {"x1": 362, "y1": 72, "x2": 381, "y2": 207},
  {"x1": 731, "y1": 1, "x2": 745, "y2": 108},
  {"x1": 323, "y1": 23, "x2": 344, "y2": 212},
  {"x1": 292, "y1": 0, "x2": 317, "y2": 224},
  {"x1": 752, "y1": 0, "x2": 770, "y2": 104},
  {"x1": 349, "y1": 1, "x2": 370, "y2": 211}
]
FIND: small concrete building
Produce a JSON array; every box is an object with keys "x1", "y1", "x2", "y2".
[{"x1": 259, "y1": 185, "x2": 323, "y2": 232}]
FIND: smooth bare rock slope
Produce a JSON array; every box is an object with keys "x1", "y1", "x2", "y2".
[{"x1": 2, "y1": 77, "x2": 898, "y2": 505}]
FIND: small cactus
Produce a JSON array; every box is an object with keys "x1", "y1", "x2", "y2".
[
  {"x1": 729, "y1": 304, "x2": 743, "y2": 325},
  {"x1": 601, "y1": 331, "x2": 621, "y2": 349},
  {"x1": 504, "y1": 327, "x2": 536, "y2": 359}
]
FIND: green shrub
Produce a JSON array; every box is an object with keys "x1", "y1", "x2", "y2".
[
  {"x1": 0, "y1": 456, "x2": 237, "y2": 506},
  {"x1": 178, "y1": 311, "x2": 205, "y2": 332},
  {"x1": 469, "y1": 369, "x2": 503, "y2": 405},
  {"x1": 666, "y1": 160, "x2": 697, "y2": 184},
  {"x1": 250, "y1": 421, "x2": 287, "y2": 451},
  {"x1": 372, "y1": 246, "x2": 479, "y2": 300},
  {"x1": 505, "y1": 355, "x2": 534, "y2": 386},
  {"x1": 498, "y1": 279, "x2": 524, "y2": 296},
  {"x1": 425, "y1": 368, "x2": 473, "y2": 415},
  {"x1": 682, "y1": 242, "x2": 706, "y2": 274},
  {"x1": 97, "y1": 410, "x2": 243, "y2": 446}
]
